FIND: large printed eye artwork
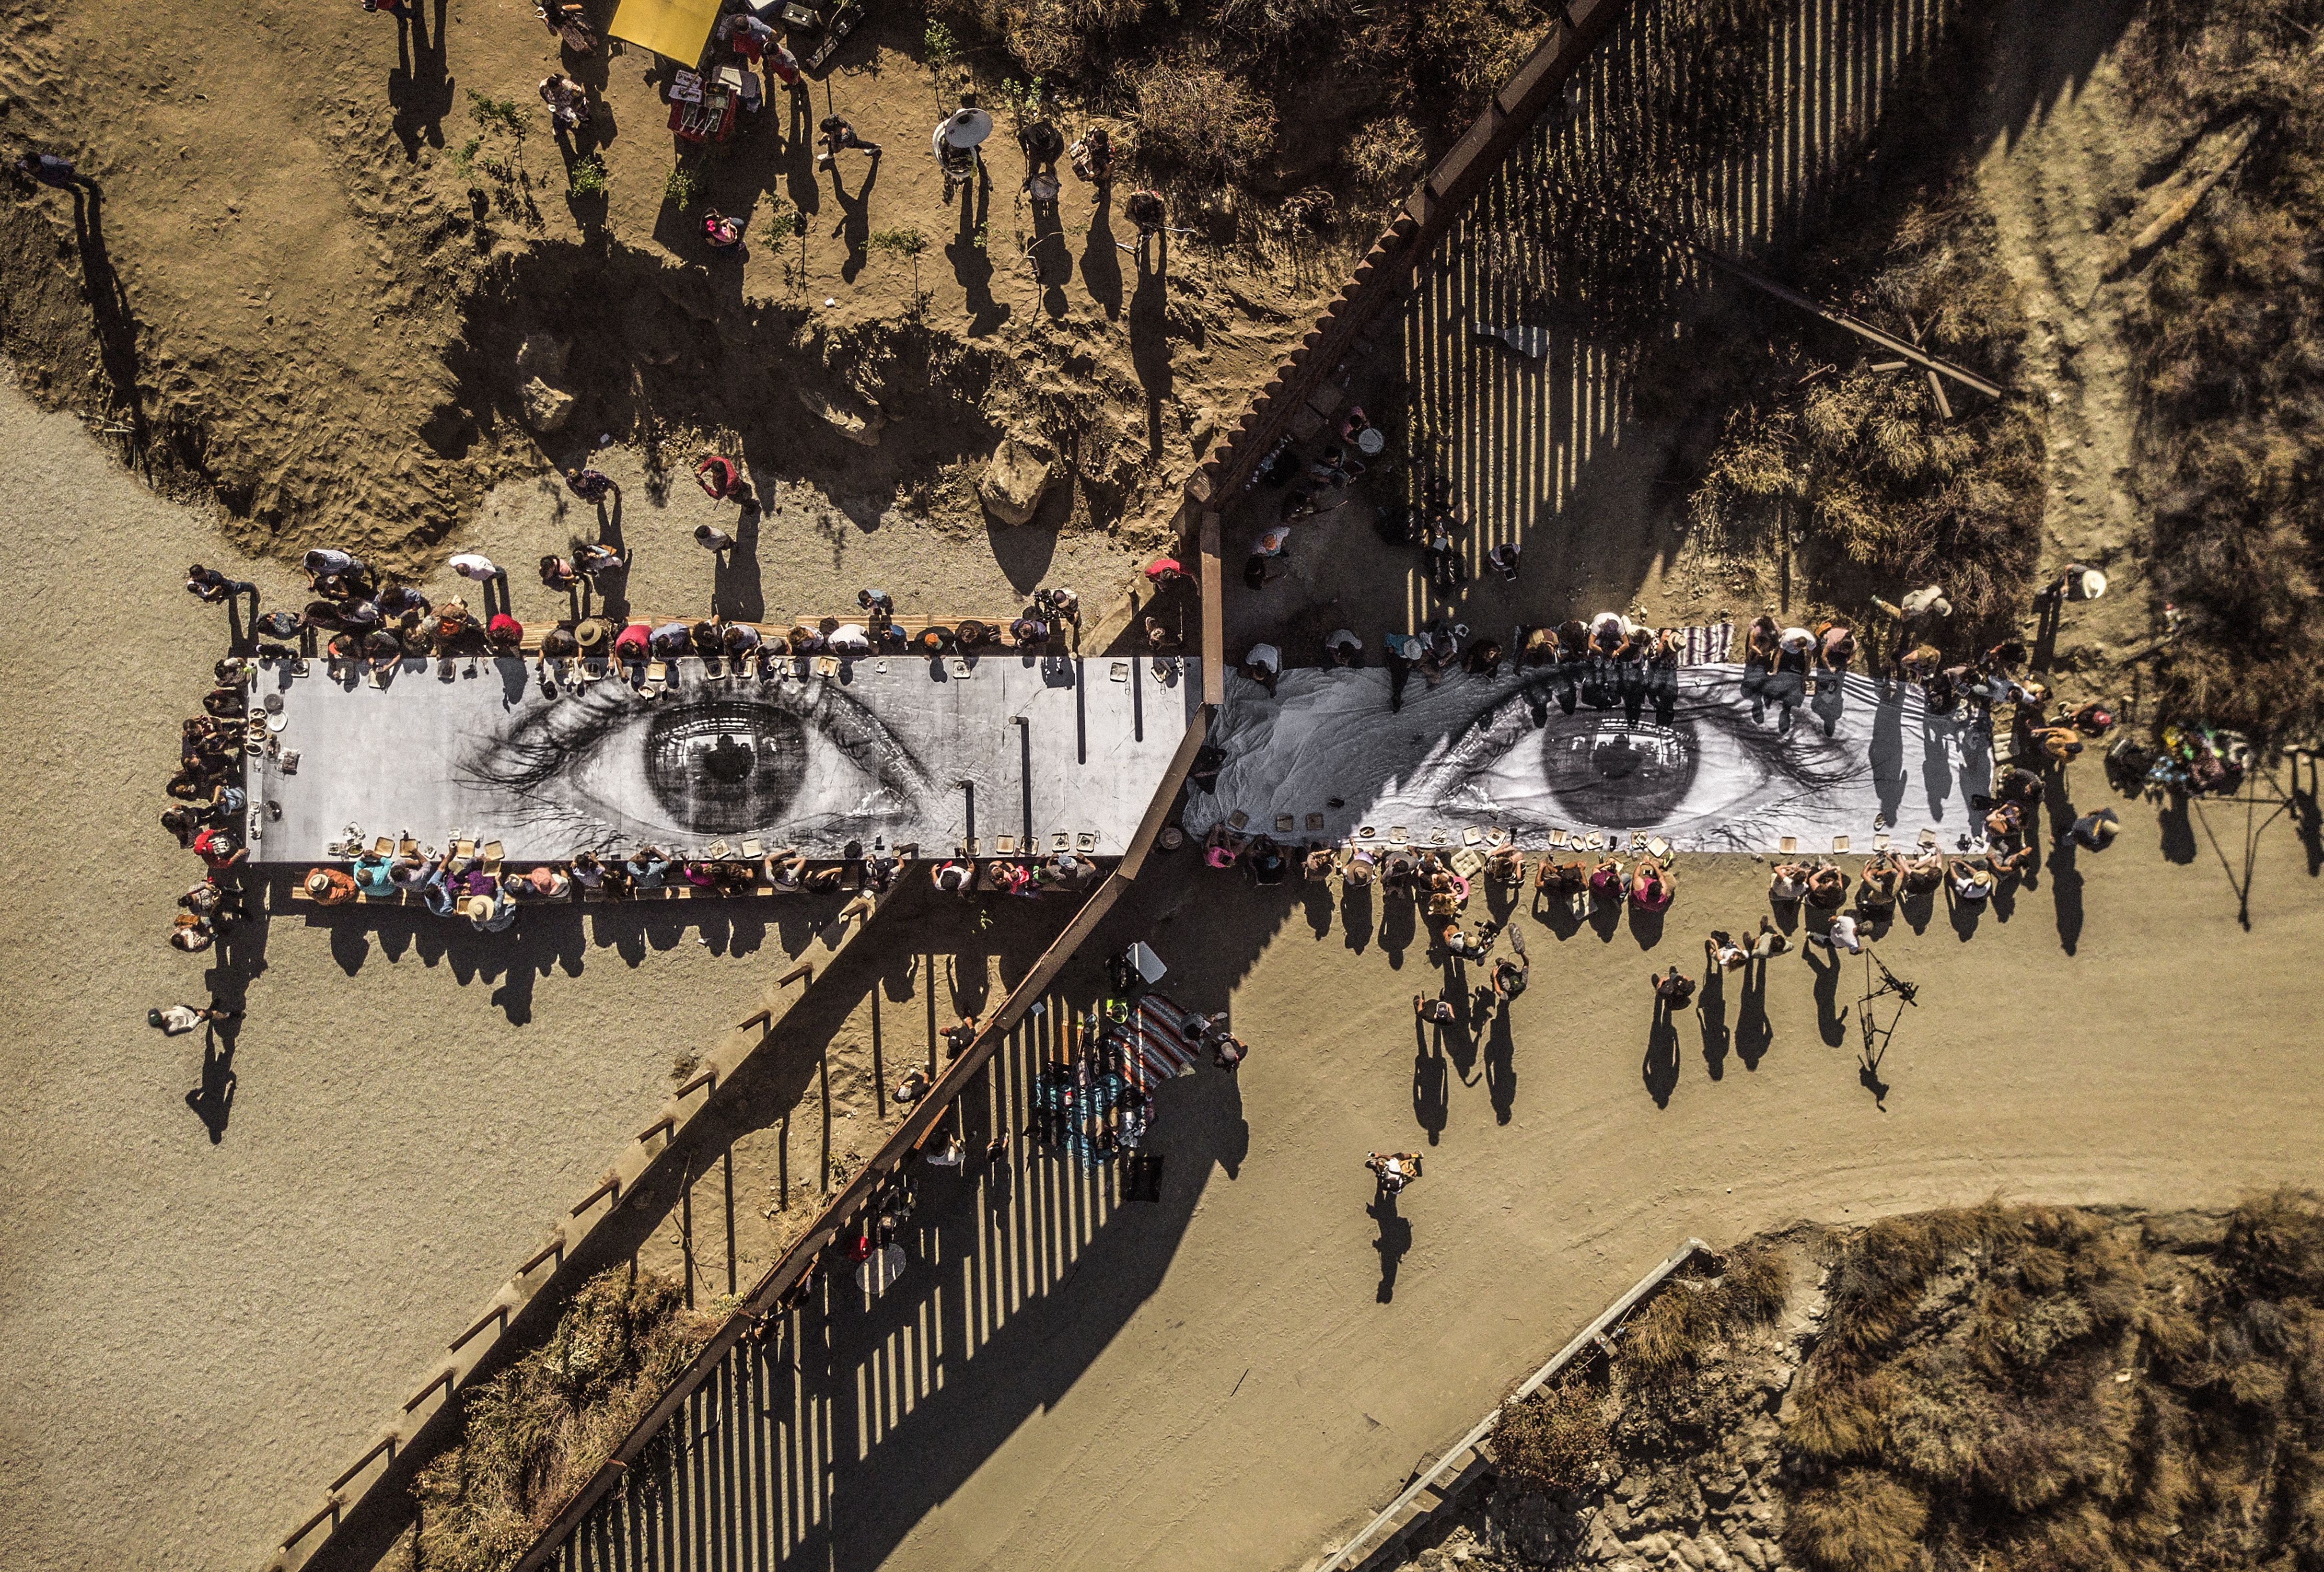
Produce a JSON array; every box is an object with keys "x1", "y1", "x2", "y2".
[
  {"x1": 1396, "y1": 672, "x2": 1867, "y2": 845},
  {"x1": 645, "y1": 703, "x2": 810, "y2": 833},
  {"x1": 462, "y1": 674, "x2": 938, "y2": 847}
]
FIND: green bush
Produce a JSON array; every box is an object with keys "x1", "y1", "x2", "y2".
[
  {"x1": 567, "y1": 155, "x2": 607, "y2": 198},
  {"x1": 663, "y1": 167, "x2": 703, "y2": 211}
]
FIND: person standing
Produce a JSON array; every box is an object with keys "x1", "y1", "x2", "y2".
[
  {"x1": 448, "y1": 551, "x2": 500, "y2": 585},
  {"x1": 16, "y1": 151, "x2": 80, "y2": 187},
  {"x1": 695, "y1": 523, "x2": 736, "y2": 555}
]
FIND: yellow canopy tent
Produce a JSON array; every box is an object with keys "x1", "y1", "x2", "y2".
[{"x1": 607, "y1": 0, "x2": 719, "y2": 62}]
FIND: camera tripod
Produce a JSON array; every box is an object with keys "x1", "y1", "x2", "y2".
[{"x1": 1855, "y1": 945, "x2": 1918, "y2": 1106}]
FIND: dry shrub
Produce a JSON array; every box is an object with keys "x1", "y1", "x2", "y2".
[
  {"x1": 1348, "y1": 114, "x2": 1426, "y2": 199},
  {"x1": 1618, "y1": 1245, "x2": 1790, "y2": 1389},
  {"x1": 1686, "y1": 194, "x2": 2045, "y2": 628},
  {"x1": 414, "y1": 1268, "x2": 720, "y2": 1572},
  {"x1": 1350, "y1": 0, "x2": 1544, "y2": 115},
  {"x1": 2119, "y1": 0, "x2": 2324, "y2": 739},
  {"x1": 1786, "y1": 1469, "x2": 1927, "y2": 1572},
  {"x1": 2218, "y1": 1188, "x2": 2324, "y2": 1299},
  {"x1": 1781, "y1": 1197, "x2": 2324, "y2": 1572},
  {"x1": 1127, "y1": 53, "x2": 1277, "y2": 182},
  {"x1": 928, "y1": 0, "x2": 1157, "y2": 77},
  {"x1": 1492, "y1": 1375, "x2": 1610, "y2": 1494}
]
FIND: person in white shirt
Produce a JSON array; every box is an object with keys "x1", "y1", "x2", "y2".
[
  {"x1": 1811, "y1": 912, "x2": 1863, "y2": 954},
  {"x1": 448, "y1": 552, "x2": 500, "y2": 583},
  {"x1": 1242, "y1": 642, "x2": 1280, "y2": 691}
]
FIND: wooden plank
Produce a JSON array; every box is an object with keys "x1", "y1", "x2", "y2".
[{"x1": 1199, "y1": 511, "x2": 1224, "y2": 708}]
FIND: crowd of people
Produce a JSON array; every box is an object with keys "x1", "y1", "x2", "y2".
[{"x1": 301, "y1": 838, "x2": 912, "y2": 930}]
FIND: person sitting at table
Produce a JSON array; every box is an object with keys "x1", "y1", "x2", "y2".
[
  {"x1": 648, "y1": 621, "x2": 693, "y2": 659},
  {"x1": 463, "y1": 889, "x2": 519, "y2": 932},
  {"x1": 625, "y1": 845, "x2": 672, "y2": 889},
  {"x1": 1629, "y1": 857, "x2": 1675, "y2": 912},
  {"x1": 1856, "y1": 851, "x2": 1902, "y2": 917},
  {"x1": 515, "y1": 865, "x2": 571, "y2": 901},
  {"x1": 1805, "y1": 861, "x2": 1848, "y2": 910},
  {"x1": 389, "y1": 848, "x2": 437, "y2": 890},
  {"x1": 192, "y1": 827, "x2": 247, "y2": 870},
  {"x1": 613, "y1": 622, "x2": 651, "y2": 663},
  {"x1": 305, "y1": 867, "x2": 360, "y2": 905},
  {"x1": 351, "y1": 849, "x2": 398, "y2": 898},
  {"x1": 988, "y1": 859, "x2": 1033, "y2": 895},
  {"x1": 802, "y1": 862, "x2": 846, "y2": 893},
  {"x1": 1586, "y1": 856, "x2": 1626, "y2": 902}
]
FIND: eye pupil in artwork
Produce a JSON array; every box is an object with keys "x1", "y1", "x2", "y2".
[
  {"x1": 1542, "y1": 722, "x2": 1696, "y2": 827},
  {"x1": 645, "y1": 704, "x2": 812, "y2": 834},
  {"x1": 702, "y1": 734, "x2": 753, "y2": 783}
]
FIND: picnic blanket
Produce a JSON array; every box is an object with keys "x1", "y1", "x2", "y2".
[{"x1": 1126, "y1": 993, "x2": 1204, "y2": 1088}]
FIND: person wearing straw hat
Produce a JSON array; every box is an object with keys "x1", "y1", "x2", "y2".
[
  {"x1": 305, "y1": 867, "x2": 359, "y2": 905},
  {"x1": 463, "y1": 888, "x2": 517, "y2": 932},
  {"x1": 2063, "y1": 806, "x2": 2122, "y2": 852},
  {"x1": 2039, "y1": 562, "x2": 2108, "y2": 607}
]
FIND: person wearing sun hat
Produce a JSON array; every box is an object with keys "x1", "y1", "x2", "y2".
[
  {"x1": 2039, "y1": 562, "x2": 2108, "y2": 607},
  {"x1": 305, "y1": 867, "x2": 359, "y2": 905},
  {"x1": 462, "y1": 888, "x2": 518, "y2": 932}
]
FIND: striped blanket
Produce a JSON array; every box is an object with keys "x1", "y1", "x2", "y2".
[{"x1": 1127, "y1": 994, "x2": 1204, "y2": 1087}]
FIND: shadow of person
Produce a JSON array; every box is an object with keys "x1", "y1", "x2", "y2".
[
  {"x1": 1377, "y1": 892, "x2": 1414, "y2": 968},
  {"x1": 1340, "y1": 880, "x2": 1373, "y2": 954},
  {"x1": 712, "y1": 499, "x2": 765, "y2": 620},
  {"x1": 1642, "y1": 1002, "x2": 1680, "y2": 1107},
  {"x1": 388, "y1": 0, "x2": 454, "y2": 160},
  {"x1": 1802, "y1": 939, "x2": 1850, "y2": 1046},
  {"x1": 1080, "y1": 188, "x2": 1123, "y2": 320},
  {"x1": 66, "y1": 183, "x2": 148, "y2": 446},
  {"x1": 1368, "y1": 1190, "x2": 1411, "y2": 1304},
  {"x1": 1626, "y1": 901, "x2": 1665, "y2": 950},
  {"x1": 1028, "y1": 198, "x2": 1070, "y2": 319},
  {"x1": 185, "y1": 1031, "x2": 237, "y2": 1143},
  {"x1": 1587, "y1": 897, "x2": 1623, "y2": 944},
  {"x1": 1411, "y1": 1015, "x2": 1447, "y2": 1146},
  {"x1": 1299, "y1": 878, "x2": 1334, "y2": 940},
  {"x1": 1946, "y1": 884, "x2": 1985, "y2": 941},
  {"x1": 2046, "y1": 840, "x2": 2084, "y2": 954},
  {"x1": 2157, "y1": 790, "x2": 2197, "y2": 863},
  {"x1": 830, "y1": 156, "x2": 876, "y2": 282},
  {"x1": 1483, "y1": 1009, "x2": 1515, "y2": 1124},
  {"x1": 1127, "y1": 263, "x2": 1172, "y2": 456},
  {"x1": 1697, "y1": 966, "x2": 1730, "y2": 1081},
  {"x1": 946, "y1": 178, "x2": 1006, "y2": 337},
  {"x1": 1735, "y1": 958, "x2": 1773, "y2": 1071}
]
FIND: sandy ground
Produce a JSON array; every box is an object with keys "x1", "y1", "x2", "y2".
[
  {"x1": 4, "y1": 1, "x2": 2318, "y2": 1569},
  {"x1": 0, "y1": 380, "x2": 913, "y2": 1572},
  {"x1": 0, "y1": 0, "x2": 1336, "y2": 575},
  {"x1": 564, "y1": 788, "x2": 2324, "y2": 1572}
]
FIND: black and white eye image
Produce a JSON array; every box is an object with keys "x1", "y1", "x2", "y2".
[{"x1": 1185, "y1": 667, "x2": 1985, "y2": 851}]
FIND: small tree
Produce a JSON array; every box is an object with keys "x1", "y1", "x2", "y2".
[
  {"x1": 663, "y1": 166, "x2": 703, "y2": 211},
  {"x1": 567, "y1": 155, "x2": 608, "y2": 197},
  {"x1": 869, "y1": 226, "x2": 930, "y2": 313}
]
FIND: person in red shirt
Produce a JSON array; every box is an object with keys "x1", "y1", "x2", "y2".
[
  {"x1": 487, "y1": 613, "x2": 525, "y2": 653},
  {"x1": 192, "y1": 827, "x2": 247, "y2": 869}
]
